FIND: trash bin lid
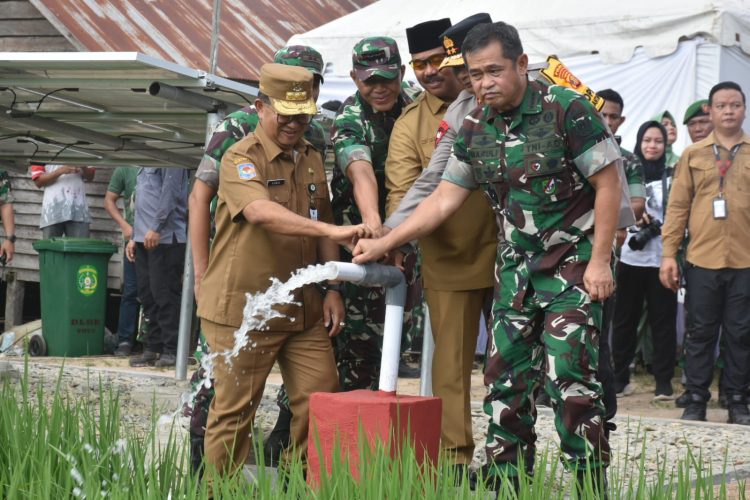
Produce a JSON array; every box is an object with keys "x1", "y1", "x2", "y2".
[{"x1": 33, "y1": 237, "x2": 118, "y2": 254}]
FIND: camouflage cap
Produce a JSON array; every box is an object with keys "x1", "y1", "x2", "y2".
[
  {"x1": 683, "y1": 99, "x2": 709, "y2": 124},
  {"x1": 439, "y1": 13, "x2": 492, "y2": 69},
  {"x1": 352, "y1": 36, "x2": 402, "y2": 81},
  {"x1": 274, "y1": 45, "x2": 325, "y2": 83},
  {"x1": 259, "y1": 63, "x2": 317, "y2": 116}
]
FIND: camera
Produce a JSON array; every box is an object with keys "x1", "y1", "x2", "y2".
[{"x1": 628, "y1": 219, "x2": 662, "y2": 251}]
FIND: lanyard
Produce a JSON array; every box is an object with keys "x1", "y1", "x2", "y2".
[{"x1": 712, "y1": 143, "x2": 742, "y2": 195}]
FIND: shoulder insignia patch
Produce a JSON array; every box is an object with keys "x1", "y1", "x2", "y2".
[{"x1": 237, "y1": 162, "x2": 257, "y2": 180}]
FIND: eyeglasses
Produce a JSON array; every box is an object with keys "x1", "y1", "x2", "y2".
[
  {"x1": 276, "y1": 113, "x2": 313, "y2": 125},
  {"x1": 409, "y1": 54, "x2": 446, "y2": 71}
]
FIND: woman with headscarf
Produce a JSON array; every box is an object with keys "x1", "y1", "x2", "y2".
[
  {"x1": 611, "y1": 121, "x2": 678, "y2": 401},
  {"x1": 653, "y1": 110, "x2": 680, "y2": 167}
]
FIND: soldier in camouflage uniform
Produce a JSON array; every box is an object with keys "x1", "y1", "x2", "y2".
[
  {"x1": 353, "y1": 22, "x2": 621, "y2": 493},
  {"x1": 186, "y1": 45, "x2": 327, "y2": 472},
  {"x1": 0, "y1": 170, "x2": 16, "y2": 264},
  {"x1": 331, "y1": 36, "x2": 423, "y2": 390}
]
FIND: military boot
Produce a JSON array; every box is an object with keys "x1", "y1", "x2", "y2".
[
  {"x1": 263, "y1": 406, "x2": 292, "y2": 466},
  {"x1": 680, "y1": 392, "x2": 707, "y2": 421},
  {"x1": 727, "y1": 395, "x2": 750, "y2": 425},
  {"x1": 469, "y1": 462, "x2": 524, "y2": 495},
  {"x1": 575, "y1": 467, "x2": 608, "y2": 499}
]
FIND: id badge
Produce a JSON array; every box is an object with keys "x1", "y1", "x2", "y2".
[
  {"x1": 310, "y1": 208, "x2": 318, "y2": 221},
  {"x1": 712, "y1": 197, "x2": 727, "y2": 219}
]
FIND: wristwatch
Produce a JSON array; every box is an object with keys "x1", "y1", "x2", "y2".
[
  {"x1": 6, "y1": 234, "x2": 16, "y2": 243},
  {"x1": 326, "y1": 282, "x2": 344, "y2": 293}
]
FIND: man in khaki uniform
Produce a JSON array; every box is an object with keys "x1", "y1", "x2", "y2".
[
  {"x1": 384, "y1": 16, "x2": 496, "y2": 468},
  {"x1": 197, "y1": 64, "x2": 368, "y2": 476}
]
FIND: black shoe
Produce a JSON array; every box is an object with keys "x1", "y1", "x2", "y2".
[
  {"x1": 653, "y1": 382, "x2": 675, "y2": 401},
  {"x1": 727, "y1": 395, "x2": 750, "y2": 425},
  {"x1": 681, "y1": 403, "x2": 707, "y2": 421},
  {"x1": 398, "y1": 359, "x2": 420, "y2": 378},
  {"x1": 450, "y1": 463, "x2": 469, "y2": 486},
  {"x1": 535, "y1": 390, "x2": 551, "y2": 407},
  {"x1": 113, "y1": 342, "x2": 132, "y2": 357},
  {"x1": 129, "y1": 350, "x2": 159, "y2": 367},
  {"x1": 469, "y1": 463, "x2": 521, "y2": 493},
  {"x1": 263, "y1": 406, "x2": 292, "y2": 466},
  {"x1": 576, "y1": 467, "x2": 608, "y2": 499},
  {"x1": 154, "y1": 353, "x2": 176, "y2": 368},
  {"x1": 675, "y1": 390, "x2": 691, "y2": 408},
  {"x1": 719, "y1": 393, "x2": 729, "y2": 409}
]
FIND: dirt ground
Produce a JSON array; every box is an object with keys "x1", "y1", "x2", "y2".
[{"x1": 19, "y1": 354, "x2": 735, "y2": 423}]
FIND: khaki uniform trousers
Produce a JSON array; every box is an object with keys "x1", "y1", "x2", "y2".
[
  {"x1": 425, "y1": 287, "x2": 492, "y2": 464},
  {"x1": 202, "y1": 319, "x2": 339, "y2": 476}
]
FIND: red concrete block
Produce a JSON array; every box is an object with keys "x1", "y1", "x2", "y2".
[{"x1": 307, "y1": 389, "x2": 441, "y2": 487}]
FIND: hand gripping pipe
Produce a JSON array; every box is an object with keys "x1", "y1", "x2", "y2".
[{"x1": 329, "y1": 262, "x2": 406, "y2": 393}]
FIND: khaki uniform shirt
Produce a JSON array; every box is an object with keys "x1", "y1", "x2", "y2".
[
  {"x1": 197, "y1": 123, "x2": 333, "y2": 329},
  {"x1": 385, "y1": 90, "x2": 496, "y2": 291},
  {"x1": 662, "y1": 131, "x2": 750, "y2": 269},
  {"x1": 385, "y1": 91, "x2": 448, "y2": 214}
]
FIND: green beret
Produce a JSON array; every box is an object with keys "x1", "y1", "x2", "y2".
[{"x1": 683, "y1": 99, "x2": 709, "y2": 124}]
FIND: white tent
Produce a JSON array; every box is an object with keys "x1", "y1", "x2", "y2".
[{"x1": 290, "y1": 0, "x2": 750, "y2": 153}]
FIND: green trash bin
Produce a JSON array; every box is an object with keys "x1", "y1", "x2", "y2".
[{"x1": 33, "y1": 237, "x2": 117, "y2": 357}]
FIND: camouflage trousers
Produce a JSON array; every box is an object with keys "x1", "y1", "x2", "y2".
[
  {"x1": 483, "y1": 258, "x2": 609, "y2": 475},
  {"x1": 335, "y1": 250, "x2": 424, "y2": 391},
  {"x1": 187, "y1": 331, "x2": 290, "y2": 438}
]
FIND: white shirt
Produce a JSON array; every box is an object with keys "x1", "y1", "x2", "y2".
[
  {"x1": 620, "y1": 177, "x2": 670, "y2": 268},
  {"x1": 32, "y1": 164, "x2": 91, "y2": 228}
]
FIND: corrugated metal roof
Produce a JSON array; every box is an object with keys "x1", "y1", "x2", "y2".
[{"x1": 30, "y1": 0, "x2": 375, "y2": 81}]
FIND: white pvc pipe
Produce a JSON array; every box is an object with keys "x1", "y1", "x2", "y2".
[
  {"x1": 328, "y1": 262, "x2": 406, "y2": 393},
  {"x1": 419, "y1": 304, "x2": 434, "y2": 397},
  {"x1": 331, "y1": 262, "x2": 367, "y2": 283},
  {"x1": 379, "y1": 301, "x2": 405, "y2": 393}
]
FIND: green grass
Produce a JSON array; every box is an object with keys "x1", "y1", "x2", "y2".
[{"x1": 0, "y1": 359, "x2": 746, "y2": 499}]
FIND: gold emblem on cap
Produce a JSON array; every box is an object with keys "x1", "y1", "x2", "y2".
[
  {"x1": 443, "y1": 36, "x2": 457, "y2": 55},
  {"x1": 286, "y1": 82, "x2": 307, "y2": 101}
]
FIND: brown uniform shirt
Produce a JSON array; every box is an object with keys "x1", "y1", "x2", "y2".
[
  {"x1": 197, "y1": 123, "x2": 333, "y2": 329},
  {"x1": 662, "y1": 131, "x2": 750, "y2": 269},
  {"x1": 385, "y1": 90, "x2": 496, "y2": 291},
  {"x1": 385, "y1": 91, "x2": 448, "y2": 214}
]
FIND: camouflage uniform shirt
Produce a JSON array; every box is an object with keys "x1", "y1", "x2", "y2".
[
  {"x1": 444, "y1": 79, "x2": 621, "y2": 307},
  {"x1": 195, "y1": 105, "x2": 328, "y2": 190},
  {"x1": 0, "y1": 170, "x2": 13, "y2": 205},
  {"x1": 331, "y1": 87, "x2": 420, "y2": 226},
  {"x1": 620, "y1": 147, "x2": 646, "y2": 199}
]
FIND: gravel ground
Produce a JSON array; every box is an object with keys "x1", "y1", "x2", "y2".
[{"x1": 3, "y1": 358, "x2": 750, "y2": 495}]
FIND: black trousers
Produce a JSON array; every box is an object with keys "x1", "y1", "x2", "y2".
[
  {"x1": 684, "y1": 265, "x2": 750, "y2": 401},
  {"x1": 612, "y1": 262, "x2": 677, "y2": 388},
  {"x1": 135, "y1": 241, "x2": 185, "y2": 356}
]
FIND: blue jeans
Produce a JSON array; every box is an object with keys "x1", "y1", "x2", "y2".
[{"x1": 117, "y1": 253, "x2": 139, "y2": 345}]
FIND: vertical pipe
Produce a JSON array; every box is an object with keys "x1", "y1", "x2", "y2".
[
  {"x1": 379, "y1": 279, "x2": 406, "y2": 393},
  {"x1": 175, "y1": 110, "x2": 224, "y2": 380},
  {"x1": 419, "y1": 304, "x2": 434, "y2": 397},
  {"x1": 175, "y1": 241, "x2": 194, "y2": 380}
]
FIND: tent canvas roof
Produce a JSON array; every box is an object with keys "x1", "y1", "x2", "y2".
[{"x1": 290, "y1": 0, "x2": 750, "y2": 76}]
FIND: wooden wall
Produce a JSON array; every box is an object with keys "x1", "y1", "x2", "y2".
[
  {"x1": 0, "y1": 0, "x2": 76, "y2": 52},
  {"x1": 5, "y1": 168, "x2": 125, "y2": 289}
]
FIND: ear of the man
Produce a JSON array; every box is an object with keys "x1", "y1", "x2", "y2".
[{"x1": 516, "y1": 53, "x2": 529, "y2": 75}]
